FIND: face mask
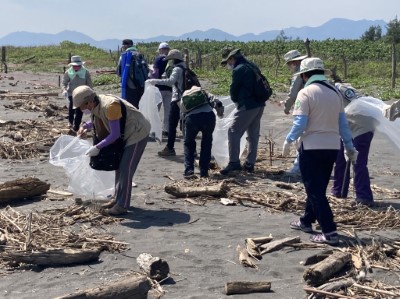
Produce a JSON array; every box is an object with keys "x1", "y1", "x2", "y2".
[
  {"x1": 82, "y1": 109, "x2": 91, "y2": 115},
  {"x1": 226, "y1": 64, "x2": 234, "y2": 70},
  {"x1": 288, "y1": 64, "x2": 297, "y2": 74}
]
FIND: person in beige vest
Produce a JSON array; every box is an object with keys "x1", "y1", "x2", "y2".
[{"x1": 73, "y1": 86, "x2": 150, "y2": 216}]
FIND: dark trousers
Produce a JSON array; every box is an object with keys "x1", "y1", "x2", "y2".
[
  {"x1": 68, "y1": 96, "x2": 83, "y2": 131},
  {"x1": 299, "y1": 145, "x2": 338, "y2": 234},
  {"x1": 167, "y1": 101, "x2": 181, "y2": 150},
  {"x1": 331, "y1": 131, "x2": 374, "y2": 200},
  {"x1": 125, "y1": 87, "x2": 144, "y2": 109},
  {"x1": 183, "y1": 111, "x2": 216, "y2": 174}
]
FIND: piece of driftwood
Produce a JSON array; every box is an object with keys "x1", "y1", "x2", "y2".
[
  {"x1": 304, "y1": 251, "x2": 352, "y2": 286},
  {"x1": 304, "y1": 249, "x2": 334, "y2": 266},
  {"x1": 0, "y1": 177, "x2": 50, "y2": 203},
  {"x1": 5, "y1": 248, "x2": 101, "y2": 266},
  {"x1": 164, "y1": 181, "x2": 229, "y2": 198},
  {"x1": 259, "y1": 236, "x2": 301, "y2": 254},
  {"x1": 136, "y1": 253, "x2": 170, "y2": 281},
  {"x1": 304, "y1": 286, "x2": 355, "y2": 299},
  {"x1": 0, "y1": 91, "x2": 59, "y2": 98},
  {"x1": 54, "y1": 274, "x2": 151, "y2": 299},
  {"x1": 250, "y1": 235, "x2": 273, "y2": 244},
  {"x1": 245, "y1": 238, "x2": 262, "y2": 260},
  {"x1": 225, "y1": 281, "x2": 271, "y2": 295},
  {"x1": 236, "y1": 245, "x2": 257, "y2": 268},
  {"x1": 319, "y1": 278, "x2": 354, "y2": 293}
]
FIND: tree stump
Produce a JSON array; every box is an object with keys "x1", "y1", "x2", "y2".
[
  {"x1": 0, "y1": 177, "x2": 50, "y2": 203},
  {"x1": 136, "y1": 253, "x2": 169, "y2": 281}
]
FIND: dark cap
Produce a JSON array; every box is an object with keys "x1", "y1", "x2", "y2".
[
  {"x1": 122, "y1": 39, "x2": 134, "y2": 46},
  {"x1": 221, "y1": 47, "x2": 241, "y2": 66}
]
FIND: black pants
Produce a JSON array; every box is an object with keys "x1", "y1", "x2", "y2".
[
  {"x1": 68, "y1": 96, "x2": 83, "y2": 131},
  {"x1": 167, "y1": 101, "x2": 181, "y2": 150},
  {"x1": 126, "y1": 87, "x2": 144, "y2": 109},
  {"x1": 299, "y1": 145, "x2": 338, "y2": 234}
]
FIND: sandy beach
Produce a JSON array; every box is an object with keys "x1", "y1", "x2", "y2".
[{"x1": 0, "y1": 71, "x2": 400, "y2": 299}]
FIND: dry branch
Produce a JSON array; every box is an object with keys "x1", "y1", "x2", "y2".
[{"x1": 259, "y1": 236, "x2": 301, "y2": 254}]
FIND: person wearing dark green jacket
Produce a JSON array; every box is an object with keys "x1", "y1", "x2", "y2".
[{"x1": 220, "y1": 48, "x2": 265, "y2": 175}]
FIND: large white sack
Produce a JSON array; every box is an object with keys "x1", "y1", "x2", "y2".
[
  {"x1": 139, "y1": 83, "x2": 163, "y2": 143},
  {"x1": 49, "y1": 135, "x2": 115, "y2": 199}
]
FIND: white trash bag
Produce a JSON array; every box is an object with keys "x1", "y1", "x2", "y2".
[
  {"x1": 139, "y1": 82, "x2": 163, "y2": 143},
  {"x1": 212, "y1": 96, "x2": 247, "y2": 168},
  {"x1": 49, "y1": 135, "x2": 115, "y2": 199}
]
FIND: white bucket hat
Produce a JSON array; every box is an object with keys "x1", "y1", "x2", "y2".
[
  {"x1": 294, "y1": 57, "x2": 326, "y2": 75},
  {"x1": 284, "y1": 50, "x2": 307, "y2": 65},
  {"x1": 158, "y1": 42, "x2": 170, "y2": 50},
  {"x1": 69, "y1": 55, "x2": 84, "y2": 66}
]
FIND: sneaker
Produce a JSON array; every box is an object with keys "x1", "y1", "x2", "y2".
[
  {"x1": 162, "y1": 131, "x2": 168, "y2": 137},
  {"x1": 101, "y1": 204, "x2": 128, "y2": 216},
  {"x1": 200, "y1": 170, "x2": 209, "y2": 178},
  {"x1": 220, "y1": 162, "x2": 242, "y2": 175},
  {"x1": 289, "y1": 220, "x2": 313, "y2": 233},
  {"x1": 158, "y1": 146, "x2": 176, "y2": 156},
  {"x1": 184, "y1": 169, "x2": 196, "y2": 179},
  {"x1": 353, "y1": 199, "x2": 375, "y2": 207},
  {"x1": 310, "y1": 232, "x2": 339, "y2": 245},
  {"x1": 243, "y1": 162, "x2": 255, "y2": 173}
]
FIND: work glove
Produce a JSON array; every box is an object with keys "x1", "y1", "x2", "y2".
[
  {"x1": 282, "y1": 140, "x2": 291, "y2": 157},
  {"x1": 345, "y1": 148, "x2": 359, "y2": 165},
  {"x1": 213, "y1": 99, "x2": 224, "y2": 118},
  {"x1": 62, "y1": 90, "x2": 68, "y2": 98},
  {"x1": 85, "y1": 145, "x2": 100, "y2": 157},
  {"x1": 146, "y1": 79, "x2": 157, "y2": 86}
]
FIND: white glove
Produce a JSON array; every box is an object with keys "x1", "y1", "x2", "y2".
[
  {"x1": 146, "y1": 79, "x2": 157, "y2": 86},
  {"x1": 345, "y1": 148, "x2": 359, "y2": 165},
  {"x1": 282, "y1": 141, "x2": 291, "y2": 157},
  {"x1": 85, "y1": 146, "x2": 100, "y2": 157},
  {"x1": 62, "y1": 90, "x2": 68, "y2": 98}
]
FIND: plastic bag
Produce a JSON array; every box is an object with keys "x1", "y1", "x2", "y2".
[
  {"x1": 212, "y1": 96, "x2": 247, "y2": 168},
  {"x1": 139, "y1": 82, "x2": 163, "y2": 143},
  {"x1": 346, "y1": 96, "x2": 400, "y2": 150},
  {"x1": 49, "y1": 135, "x2": 115, "y2": 198}
]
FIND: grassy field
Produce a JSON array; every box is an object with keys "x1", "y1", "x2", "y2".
[{"x1": 2, "y1": 40, "x2": 400, "y2": 100}]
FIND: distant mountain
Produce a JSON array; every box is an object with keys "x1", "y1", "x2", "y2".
[{"x1": 0, "y1": 18, "x2": 388, "y2": 50}]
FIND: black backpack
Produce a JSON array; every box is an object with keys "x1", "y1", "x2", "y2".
[
  {"x1": 246, "y1": 63, "x2": 273, "y2": 103},
  {"x1": 129, "y1": 53, "x2": 149, "y2": 89},
  {"x1": 175, "y1": 65, "x2": 201, "y2": 95}
]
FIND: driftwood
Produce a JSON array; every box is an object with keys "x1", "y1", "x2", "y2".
[
  {"x1": 318, "y1": 278, "x2": 355, "y2": 293},
  {"x1": 245, "y1": 238, "x2": 262, "y2": 260},
  {"x1": 259, "y1": 236, "x2": 301, "y2": 254},
  {"x1": 304, "y1": 251, "x2": 352, "y2": 286},
  {"x1": 54, "y1": 274, "x2": 151, "y2": 299},
  {"x1": 136, "y1": 253, "x2": 170, "y2": 281},
  {"x1": 0, "y1": 91, "x2": 59, "y2": 98},
  {"x1": 0, "y1": 177, "x2": 50, "y2": 203},
  {"x1": 5, "y1": 248, "x2": 101, "y2": 266},
  {"x1": 164, "y1": 181, "x2": 229, "y2": 198},
  {"x1": 250, "y1": 235, "x2": 273, "y2": 244},
  {"x1": 304, "y1": 286, "x2": 355, "y2": 299},
  {"x1": 225, "y1": 281, "x2": 271, "y2": 295},
  {"x1": 236, "y1": 245, "x2": 257, "y2": 268},
  {"x1": 304, "y1": 249, "x2": 334, "y2": 266}
]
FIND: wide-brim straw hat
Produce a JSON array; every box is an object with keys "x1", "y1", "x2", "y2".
[
  {"x1": 220, "y1": 48, "x2": 241, "y2": 66},
  {"x1": 284, "y1": 50, "x2": 307, "y2": 65}
]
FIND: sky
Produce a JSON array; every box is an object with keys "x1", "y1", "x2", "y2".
[{"x1": 0, "y1": 0, "x2": 398, "y2": 40}]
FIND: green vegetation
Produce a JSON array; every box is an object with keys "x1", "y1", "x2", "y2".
[{"x1": 3, "y1": 38, "x2": 400, "y2": 100}]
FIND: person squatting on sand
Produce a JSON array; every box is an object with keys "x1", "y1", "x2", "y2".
[
  {"x1": 219, "y1": 47, "x2": 265, "y2": 175},
  {"x1": 282, "y1": 58, "x2": 358, "y2": 245},
  {"x1": 73, "y1": 86, "x2": 150, "y2": 216},
  {"x1": 61, "y1": 55, "x2": 93, "y2": 132}
]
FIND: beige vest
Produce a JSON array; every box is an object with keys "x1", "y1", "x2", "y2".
[{"x1": 92, "y1": 94, "x2": 150, "y2": 147}]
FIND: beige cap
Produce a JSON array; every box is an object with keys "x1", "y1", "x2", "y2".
[
  {"x1": 294, "y1": 57, "x2": 326, "y2": 75},
  {"x1": 72, "y1": 85, "x2": 95, "y2": 108},
  {"x1": 165, "y1": 49, "x2": 184, "y2": 61}
]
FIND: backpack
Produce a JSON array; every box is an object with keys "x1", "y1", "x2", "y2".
[
  {"x1": 175, "y1": 65, "x2": 201, "y2": 95},
  {"x1": 180, "y1": 86, "x2": 209, "y2": 114},
  {"x1": 246, "y1": 63, "x2": 273, "y2": 102},
  {"x1": 129, "y1": 53, "x2": 149, "y2": 89}
]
